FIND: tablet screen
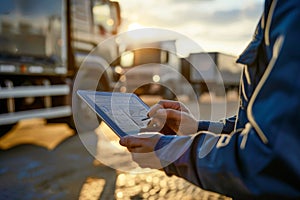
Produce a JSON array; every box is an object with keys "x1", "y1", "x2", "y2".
[{"x1": 77, "y1": 90, "x2": 150, "y2": 137}]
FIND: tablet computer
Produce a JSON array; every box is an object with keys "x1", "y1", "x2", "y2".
[{"x1": 77, "y1": 90, "x2": 150, "y2": 137}]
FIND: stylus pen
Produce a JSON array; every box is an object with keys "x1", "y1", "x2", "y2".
[{"x1": 141, "y1": 117, "x2": 150, "y2": 121}]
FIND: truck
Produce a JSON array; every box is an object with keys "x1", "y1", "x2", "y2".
[
  {"x1": 113, "y1": 40, "x2": 181, "y2": 100},
  {"x1": 113, "y1": 40, "x2": 242, "y2": 100},
  {"x1": 0, "y1": 0, "x2": 121, "y2": 134},
  {"x1": 181, "y1": 52, "x2": 243, "y2": 97}
]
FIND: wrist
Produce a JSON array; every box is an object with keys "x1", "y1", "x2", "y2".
[{"x1": 197, "y1": 121, "x2": 225, "y2": 133}]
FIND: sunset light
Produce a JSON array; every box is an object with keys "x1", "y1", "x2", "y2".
[
  {"x1": 127, "y1": 22, "x2": 144, "y2": 31},
  {"x1": 117, "y1": 0, "x2": 264, "y2": 56}
]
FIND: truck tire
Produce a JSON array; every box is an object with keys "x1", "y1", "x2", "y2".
[
  {"x1": 72, "y1": 66, "x2": 110, "y2": 134},
  {"x1": 47, "y1": 116, "x2": 76, "y2": 130}
]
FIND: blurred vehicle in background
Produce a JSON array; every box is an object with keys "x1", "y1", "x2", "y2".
[
  {"x1": 0, "y1": 0, "x2": 121, "y2": 134},
  {"x1": 181, "y1": 52, "x2": 242, "y2": 97},
  {"x1": 113, "y1": 39, "x2": 242, "y2": 100},
  {"x1": 112, "y1": 40, "x2": 182, "y2": 99}
]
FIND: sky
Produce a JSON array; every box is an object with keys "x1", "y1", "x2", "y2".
[{"x1": 115, "y1": 0, "x2": 264, "y2": 57}]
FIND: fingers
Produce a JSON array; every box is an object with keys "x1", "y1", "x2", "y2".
[
  {"x1": 146, "y1": 110, "x2": 198, "y2": 135},
  {"x1": 158, "y1": 100, "x2": 182, "y2": 110},
  {"x1": 143, "y1": 100, "x2": 195, "y2": 135},
  {"x1": 140, "y1": 115, "x2": 175, "y2": 134},
  {"x1": 119, "y1": 133, "x2": 161, "y2": 152},
  {"x1": 147, "y1": 100, "x2": 190, "y2": 118},
  {"x1": 141, "y1": 109, "x2": 181, "y2": 133},
  {"x1": 141, "y1": 109, "x2": 168, "y2": 132},
  {"x1": 140, "y1": 123, "x2": 176, "y2": 135},
  {"x1": 147, "y1": 104, "x2": 163, "y2": 118},
  {"x1": 147, "y1": 100, "x2": 180, "y2": 118},
  {"x1": 140, "y1": 126, "x2": 161, "y2": 133},
  {"x1": 119, "y1": 136, "x2": 142, "y2": 149},
  {"x1": 148, "y1": 108, "x2": 181, "y2": 122},
  {"x1": 158, "y1": 100, "x2": 190, "y2": 113},
  {"x1": 149, "y1": 108, "x2": 181, "y2": 125},
  {"x1": 164, "y1": 109, "x2": 182, "y2": 120},
  {"x1": 119, "y1": 134, "x2": 163, "y2": 169}
]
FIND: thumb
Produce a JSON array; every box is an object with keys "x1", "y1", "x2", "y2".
[{"x1": 119, "y1": 136, "x2": 141, "y2": 148}]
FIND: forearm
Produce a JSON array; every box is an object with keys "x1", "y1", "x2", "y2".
[
  {"x1": 156, "y1": 127, "x2": 299, "y2": 199},
  {"x1": 156, "y1": 130, "x2": 263, "y2": 199},
  {"x1": 158, "y1": 131, "x2": 250, "y2": 198}
]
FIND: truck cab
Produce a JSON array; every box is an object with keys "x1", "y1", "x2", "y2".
[{"x1": 0, "y1": 0, "x2": 121, "y2": 134}]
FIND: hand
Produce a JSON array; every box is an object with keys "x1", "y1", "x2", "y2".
[
  {"x1": 119, "y1": 133, "x2": 163, "y2": 169},
  {"x1": 141, "y1": 100, "x2": 198, "y2": 135}
]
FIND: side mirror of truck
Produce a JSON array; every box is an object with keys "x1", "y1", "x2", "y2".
[
  {"x1": 92, "y1": 1, "x2": 121, "y2": 35},
  {"x1": 110, "y1": 1, "x2": 121, "y2": 34}
]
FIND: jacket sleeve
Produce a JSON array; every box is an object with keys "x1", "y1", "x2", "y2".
[
  {"x1": 155, "y1": 1, "x2": 300, "y2": 199},
  {"x1": 197, "y1": 116, "x2": 236, "y2": 134}
]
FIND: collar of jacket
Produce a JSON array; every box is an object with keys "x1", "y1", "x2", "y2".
[
  {"x1": 236, "y1": 20, "x2": 264, "y2": 65},
  {"x1": 236, "y1": 0, "x2": 273, "y2": 65}
]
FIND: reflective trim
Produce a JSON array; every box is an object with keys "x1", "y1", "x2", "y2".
[
  {"x1": 216, "y1": 134, "x2": 231, "y2": 148},
  {"x1": 0, "y1": 65, "x2": 16, "y2": 73},
  {"x1": 247, "y1": 35, "x2": 284, "y2": 144},
  {"x1": 241, "y1": 78, "x2": 249, "y2": 102},
  {"x1": 261, "y1": 12, "x2": 265, "y2": 29},
  {"x1": 240, "y1": 123, "x2": 252, "y2": 149},
  {"x1": 265, "y1": 0, "x2": 278, "y2": 46},
  {"x1": 244, "y1": 65, "x2": 251, "y2": 85}
]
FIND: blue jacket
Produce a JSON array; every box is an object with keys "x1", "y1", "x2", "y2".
[{"x1": 155, "y1": 0, "x2": 300, "y2": 199}]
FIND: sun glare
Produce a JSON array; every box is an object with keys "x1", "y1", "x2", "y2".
[{"x1": 127, "y1": 22, "x2": 144, "y2": 31}]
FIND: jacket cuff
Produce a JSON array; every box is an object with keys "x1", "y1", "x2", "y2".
[
  {"x1": 197, "y1": 120, "x2": 211, "y2": 131},
  {"x1": 154, "y1": 135, "x2": 194, "y2": 169},
  {"x1": 154, "y1": 135, "x2": 175, "y2": 151},
  {"x1": 198, "y1": 121, "x2": 224, "y2": 134}
]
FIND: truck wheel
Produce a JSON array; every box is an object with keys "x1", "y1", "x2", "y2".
[
  {"x1": 47, "y1": 117, "x2": 76, "y2": 130},
  {"x1": 73, "y1": 95, "x2": 101, "y2": 133},
  {"x1": 72, "y1": 69, "x2": 110, "y2": 133}
]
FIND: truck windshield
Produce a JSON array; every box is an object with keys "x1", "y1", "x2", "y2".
[{"x1": 0, "y1": 0, "x2": 64, "y2": 64}]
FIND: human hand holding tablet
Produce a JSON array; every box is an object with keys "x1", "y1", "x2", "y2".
[{"x1": 77, "y1": 90, "x2": 151, "y2": 137}]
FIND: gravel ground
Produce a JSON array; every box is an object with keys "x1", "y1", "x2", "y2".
[
  {"x1": 114, "y1": 171, "x2": 231, "y2": 200},
  {"x1": 0, "y1": 96, "x2": 238, "y2": 200}
]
